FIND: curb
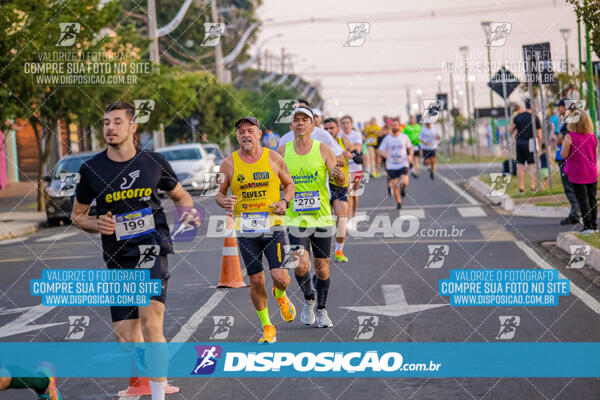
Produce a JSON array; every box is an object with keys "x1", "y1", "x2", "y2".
[
  {"x1": 0, "y1": 222, "x2": 44, "y2": 242},
  {"x1": 466, "y1": 176, "x2": 514, "y2": 211},
  {"x1": 556, "y1": 231, "x2": 600, "y2": 274},
  {"x1": 466, "y1": 176, "x2": 571, "y2": 217}
]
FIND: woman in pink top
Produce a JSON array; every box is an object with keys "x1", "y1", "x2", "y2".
[{"x1": 561, "y1": 110, "x2": 598, "y2": 233}]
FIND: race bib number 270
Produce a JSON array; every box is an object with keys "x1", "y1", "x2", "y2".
[{"x1": 114, "y1": 207, "x2": 155, "y2": 241}]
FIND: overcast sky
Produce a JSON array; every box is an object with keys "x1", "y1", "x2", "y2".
[{"x1": 253, "y1": 0, "x2": 586, "y2": 123}]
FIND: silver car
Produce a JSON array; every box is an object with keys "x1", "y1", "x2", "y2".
[{"x1": 156, "y1": 144, "x2": 217, "y2": 192}]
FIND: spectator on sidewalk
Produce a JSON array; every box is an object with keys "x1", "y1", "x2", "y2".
[
  {"x1": 561, "y1": 109, "x2": 598, "y2": 234},
  {"x1": 510, "y1": 100, "x2": 542, "y2": 193},
  {"x1": 553, "y1": 99, "x2": 580, "y2": 225}
]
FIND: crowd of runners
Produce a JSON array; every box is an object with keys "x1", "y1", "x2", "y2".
[{"x1": 1, "y1": 99, "x2": 440, "y2": 400}]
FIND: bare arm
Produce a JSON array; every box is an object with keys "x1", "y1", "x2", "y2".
[
  {"x1": 166, "y1": 182, "x2": 193, "y2": 208},
  {"x1": 269, "y1": 151, "x2": 295, "y2": 215},
  {"x1": 214, "y1": 155, "x2": 237, "y2": 211},
  {"x1": 321, "y1": 143, "x2": 345, "y2": 187},
  {"x1": 560, "y1": 134, "x2": 572, "y2": 160},
  {"x1": 71, "y1": 199, "x2": 115, "y2": 235}
]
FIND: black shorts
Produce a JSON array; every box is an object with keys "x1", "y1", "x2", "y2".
[
  {"x1": 387, "y1": 167, "x2": 409, "y2": 180},
  {"x1": 237, "y1": 229, "x2": 287, "y2": 276},
  {"x1": 413, "y1": 145, "x2": 421, "y2": 155},
  {"x1": 107, "y1": 255, "x2": 170, "y2": 322},
  {"x1": 329, "y1": 183, "x2": 348, "y2": 203},
  {"x1": 516, "y1": 141, "x2": 534, "y2": 165},
  {"x1": 422, "y1": 149, "x2": 436, "y2": 159},
  {"x1": 288, "y1": 226, "x2": 333, "y2": 259}
]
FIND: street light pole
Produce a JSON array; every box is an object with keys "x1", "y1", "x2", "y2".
[
  {"x1": 481, "y1": 21, "x2": 496, "y2": 145},
  {"x1": 583, "y1": 0, "x2": 598, "y2": 135},
  {"x1": 560, "y1": 28, "x2": 571, "y2": 76},
  {"x1": 578, "y1": 16, "x2": 584, "y2": 97},
  {"x1": 460, "y1": 46, "x2": 475, "y2": 158}
]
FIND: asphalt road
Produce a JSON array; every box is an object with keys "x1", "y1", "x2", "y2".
[{"x1": 1, "y1": 163, "x2": 599, "y2": 399}]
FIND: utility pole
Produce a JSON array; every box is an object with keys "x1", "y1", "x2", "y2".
[
  {"x1": 211, "y1": 0, "x2": 224, "y2": 82},
  {"x1": 460, "y1": 46, "x2": 475, "y2": 158},
  {"x1": 448, "y1": 62, "x2": 456, "y2": 155},
  {"x1": 584, "y1": 0, "x2": 598, "y2": 135},
  {"x1": 481, "y1": 21, "x2": 496, "y2": 144},
  {"x1": 147, "y1": 0, "x2": 164, "y2": 148},
  {"x1": 578, "y1": 16, "x2": 584, "y2": 97}
]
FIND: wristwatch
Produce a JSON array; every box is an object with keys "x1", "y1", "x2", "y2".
[{"x1": 284, "y1": 199, "x2": 290, "y2": 208}]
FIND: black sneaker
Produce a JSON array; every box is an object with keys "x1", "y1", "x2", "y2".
[
  {"x1": 400, "y1": 186, "x2": 406, "y2": 197},
  {"x1": 411, "y1": 172, "x2": 419, "y2": 179},
  {"x1": 430, "y1": 171, "x2": 434, "y2": 180},
  {"x1": 396, "y1": 202, "x2": 402, "y2": 210},
  {"x1": 560, "y1": 216, "x2": 579, "y2": 225}
]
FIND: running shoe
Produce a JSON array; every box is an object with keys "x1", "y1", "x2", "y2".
[
  {"x1": 36, "y1": 362, "x2": 62, "y2": 400},
  {"x1": 335, "y1": 250, "x2": 349, "y2": 262},
  {"x1": 396, "y1": 202, "x2": 402, "y2": 210},
  {"x1": 273, "y1": 288, "x2": 296, "y2": 322},
  {"x1": 430, "y1": 171, "x2": 434, "y2": 180},
  {"x1": 258, "y1": 324, "x2": 277, "y2": 343},
  {"x1": 301, "y1": 298, "x2": 316, "y2": 325},
  {"x1": 315, "y1": 308, "x2": 333, "y2": 328},
  {"x1": 411, "y1": 171, "x2": 419, "y2": 179}
]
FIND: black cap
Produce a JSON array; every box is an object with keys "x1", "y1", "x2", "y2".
[
  {"x1": 234, "y1": 116, "x2": 261, "y2": 130},
  {"x1": 554, "y1": 98, "x2": 568, "y2": 107}
]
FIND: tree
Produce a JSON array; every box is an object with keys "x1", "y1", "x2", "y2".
[
  {"x1": 0, "y1": 0, "x2": 145, "y2": 211},
  {"x1": 567, "y1": 0, "x2": 600, "y2": 59}
]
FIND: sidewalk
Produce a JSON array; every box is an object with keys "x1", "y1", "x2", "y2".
[{"x1": 0, "y1": 182, "x2": 45, "y2": 241}]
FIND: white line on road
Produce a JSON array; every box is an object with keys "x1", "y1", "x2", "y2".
[
  {"x1": 457, "y1": 206, "x2": 487, "y2": 217},
  {"x1": 0, "y1": 237, "x2": 28, "y2": 245},
  {"x1": 123, "y1": 290, "x2": 228, "y2": 400},
  {"x1": 436, "y1": 173, "x2": 480, "y2": 205},
  {"x1": 516, "y1": 241, "x2": 600, "y2": 314},
  {"x1": 35, "y1": 231, "x2": 79, "y2": 242}
]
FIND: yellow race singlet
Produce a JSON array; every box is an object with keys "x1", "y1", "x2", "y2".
[{"x1": 231, "y1": 148, "x2": 283, "y2": 232}]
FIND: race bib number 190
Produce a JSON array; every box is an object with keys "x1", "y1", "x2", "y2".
[
  {"x1": 294, "y1": 191, "x2": 321, "y2": 212},
  {"x1": 114, "y1": 207, "x2": 155, "y2": 241}
]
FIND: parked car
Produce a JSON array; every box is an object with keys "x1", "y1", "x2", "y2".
[
  {"x1": 203, "y1": 143, "x2": 224, "y2": 172},
  {"x1": 156, "y1": 143, "x2": 217, "y2": 192},
  {"x1": 44, "y1": 152, "x2": 97, "y2": 227}
]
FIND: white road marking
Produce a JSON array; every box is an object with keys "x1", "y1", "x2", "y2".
[
  {"x1": 124, "y1": 290, "x2": 228, "y2": 400},
  {"x1": 0, "y1": 305, "x2": 67, "y2": 338},
  {"x1": 35, "y1": 231, "x2": 79, "y2": 242},
  {"x1": 341, "y1": 284, "x2": 447, "y2": 317},
  {"x1": 0, "y1": 237, "x2": 28, "y2": 245},
  {"x1": 516, "y1": 241, "x2": 600, "y2": 314},
  {"x1": 457, "y1": 206, "x2": 487, "y2": 217},
  {"x1": 401, "y1": 208, "x2": 425, "y2": 219},
  {"x1": 436, "y1": 173, "x2": 479, "y2": 205}
]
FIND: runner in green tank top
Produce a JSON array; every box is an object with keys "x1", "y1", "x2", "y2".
[{"x1": 277, "y1": 106, "x2": 345, "y2": 328}]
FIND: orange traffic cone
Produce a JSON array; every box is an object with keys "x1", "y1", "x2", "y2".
[
  {"x1": 217, "y1": 213, "x2": 247, "y2": 288},
  {"x1": 118, "y1": 377, "x2": 180, "y2": 396}
]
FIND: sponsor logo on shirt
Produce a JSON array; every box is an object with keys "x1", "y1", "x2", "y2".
[
  {"x1": 292, "y1": 168, "x2": 318, "y2": 184},
  {"x1": 240, "y1": 181, "x2": 269, "y2": 190},
  {"x1": 105, "y1": 187, "x2": 153, "y2": 203},
  {"x1": 253, "y1": 171, "x2": 269, "y2": 180},
  {"x1": 241, "y1": 190, "x2": 267, "y2": 199}
]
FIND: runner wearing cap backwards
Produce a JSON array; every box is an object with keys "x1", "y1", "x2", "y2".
[
  {"x1": 278, "y1": 107, "x2": 345, "y2": 328},
  {"x1": 279, "y1": 99, "x2": 345, "y2": 165},
  {"x1": 324, "y1": 117, "x2": 352, "y2": 262},
  {"x1": 215, "y1": 116, "x2": 296, "y2": 343}
]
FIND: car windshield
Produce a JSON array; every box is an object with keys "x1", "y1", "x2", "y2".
[
  {"x1": 158, "y1": 148, "x2": 203, "y2": 161},
  {"x1": 204, "y1": 146, "x2": 223, "y2": 161},
  {"x1": 53, "y1": 155, "x2": 94, "y2": 179}
]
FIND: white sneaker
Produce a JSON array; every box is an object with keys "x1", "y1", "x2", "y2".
[
  {"x1": 301, "y1": 298, "x2": 316, "y2": 325},
  {"x1": 315, "y1": 308, "x2": 333, "y2": 328}
]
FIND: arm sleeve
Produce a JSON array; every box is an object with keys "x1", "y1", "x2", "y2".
[
  {"x1": 154, "y1": 153, "x2": 179, "y2": 191},
  {"x1": 74, "y1": 163, "x2": 95, "y2": 205}
]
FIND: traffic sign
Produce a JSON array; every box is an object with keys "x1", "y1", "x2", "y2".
[
  {"x1": 523, "y1": 42, "x2": 554, "y2": 85},
  {"x1": 488, "y1": 66, "x2": 520, "y2": 99}
]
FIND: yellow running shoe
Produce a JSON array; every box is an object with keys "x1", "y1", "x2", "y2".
[
  {"x1": 335, "y1": 250, "x2": 349, "y2": 262},
  {"x1": 272, "y1": 288, "x2": 296, "y2": 322},
  {"x1": 258, "y1": 324, "x2": 277, "y2": 343}
]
